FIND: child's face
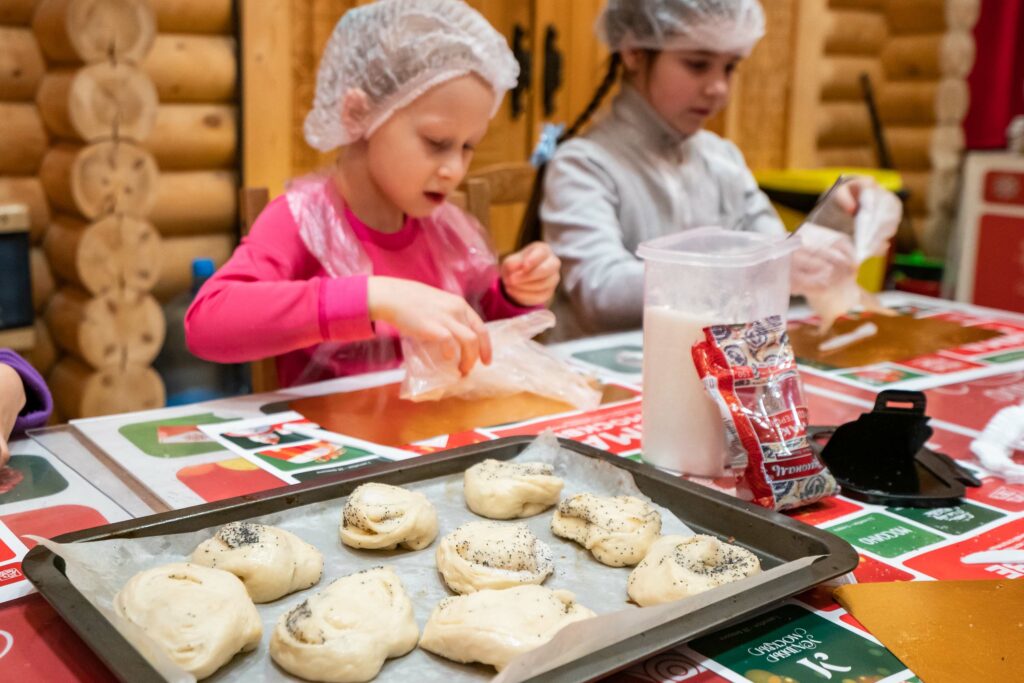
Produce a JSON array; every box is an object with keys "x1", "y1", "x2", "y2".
[
  {"x1": 366, "y1": 74, "x2": 495, "y2": 218},
  {"x1": 625, "y1": 49, "x2": 741, "y2": 137}
]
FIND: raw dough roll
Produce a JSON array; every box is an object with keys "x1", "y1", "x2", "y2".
[
  {"x1": 419, "y1": 585, "x2": 595, "y2": 671},
  {"x1": 436, "y1": 520, "x2": 554, "y2": 594},
  {"x1": 551, "y1": 493, "x2": 661, "y2": 567},
  {"x1": 190, "y1": 522, "x2": 323, "y2": 602},
  {"x1": 113, "y1": 562, "x2": 262, "y2": 680},
  {"x1": 627, "y1": 534, "x2": 761, "y2": 606},
  {"x1": 270, "y1": 566, "x2": 419, "y2": 683},
  {"x1": 463, "y1": 459, "x2": 563, "y2": 519},
  {"x1": 340, "y1": 483, "x2": 438, "y2": 551}
]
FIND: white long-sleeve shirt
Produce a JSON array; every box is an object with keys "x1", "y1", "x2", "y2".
[{"x1": 541, "y1": 85, "x2": 785, "y2": 340}]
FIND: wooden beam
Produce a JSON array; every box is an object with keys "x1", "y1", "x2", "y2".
[
  {"x1": 787, "y1": 0, "x2": 828, "y2": 167},
  {"x1": 240, "y1": 0, "x2": 292, "y2": 198}
]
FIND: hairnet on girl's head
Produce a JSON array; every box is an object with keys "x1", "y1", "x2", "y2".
[
  {"x1": 597, "y1": 0, "x2": 766, "y2": 56},
  {"x1": 304, "y1": 0, "x2": 520, "y2": 152}
]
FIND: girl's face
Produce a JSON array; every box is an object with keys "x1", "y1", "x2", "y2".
[
  {"x1": 624, "y1": 49, "x2": 742, "y2": 137},
  {"x1": 366, "y1": 74, "x2": 495, "y2": 218}
]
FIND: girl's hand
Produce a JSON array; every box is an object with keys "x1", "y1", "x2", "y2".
[
  {"x1": 832, "y1": 176, "x2": 881, "y2": 215},
  {"x1": 368, "y1": 277, "x2": 491, "y2": 376},
  {"x1": 500, "y1": 242, "x2": 561, "y2": 307},
  {"x1": 0, "y1": 363, "x2": 27, "y2": 468}
]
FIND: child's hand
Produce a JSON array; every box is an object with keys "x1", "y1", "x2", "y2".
[
  {"x1": 0, "y1": 363, "x2": 26, "y2": 468},
  {"x1": 500, "y1": 242, "x2": 560, "y2": 307},
  {"x1": 833, "y1": 176, "x2": 887, "y2": 215},
  {"x1": 368, "y1": 277, "x2": 491, "y2": 376},
  {"x1": 791, "y1": 224, "x2": 857, "y2": 294}
]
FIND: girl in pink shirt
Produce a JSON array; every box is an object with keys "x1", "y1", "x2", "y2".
[{"x1": 185, "y1": 0, "x2": 560, "y2": 387}]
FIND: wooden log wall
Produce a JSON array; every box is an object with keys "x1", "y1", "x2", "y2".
[
  {"x1": 721, "y1": 0, "x2": 889, "y2": 182},
  {"x1": 28, "y1": 0, "x2": 166, "y2": 418},
  {"x1": 786, "y1": 0, "x2": 887, "y2": 171},
  {"x1": 880, "y1": 0, "x2": 979, "y2": 257},
  {"x1": 735, "y1": 0, "x2": 979, "y2": 258},
  {"x1": 0, "y1": 0, "x2": 240, "y2": 418},
  {"x1": 0, "y1": 5, "x2": 54, "y2": 385},
  {"x1": 146, "y1": 0, "x2": 240, "y2": 302}
]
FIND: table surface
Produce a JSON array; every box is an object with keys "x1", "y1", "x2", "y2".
[{"x1": 3, "y1": 292, "x2": 1024, "y2": 682}]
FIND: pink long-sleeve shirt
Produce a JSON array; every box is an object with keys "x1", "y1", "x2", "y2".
[{"x1": 185, "y1": 182, "x2": 531, "y2": 387}]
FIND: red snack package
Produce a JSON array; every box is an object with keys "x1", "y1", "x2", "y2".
[{"x1": 691, "y1": 315, "x2": 838, "y2": 511}]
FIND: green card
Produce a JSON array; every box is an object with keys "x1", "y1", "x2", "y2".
[
  {"x1": 255, "y1": 442, "x2": 374, "y2": 472},
  {"x1": 690, "y1": 603, "x2": 908, "y2": 682},
  {"x1": 887, "y1": 502, "x2": 1004, "y2": 535},
  {"x1": 983, "y1": 349, "x2": 1024, "y2": 364},
  {"x1": 119, "y1": 413, "x2": 232, "y2": 458},
  {"x1": 827, "y1": 513, "x2": 943, "y2": 558},
  {"x1": 0, "y1": 455, "x2": 69, "y2": 504}
]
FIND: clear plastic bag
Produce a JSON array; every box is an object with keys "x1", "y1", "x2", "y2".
[
  {"x1": 691, "y1": 315, "x2": 839, "y2": 511},
  {"x1": 400, "y1": 310, "x2": 602, "y2": 410},
  {"x1": 804, "y1": 183, "x2": 903, "y2": 332}
]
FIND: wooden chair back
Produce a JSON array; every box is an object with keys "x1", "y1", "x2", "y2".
[
  {"x1": 460, "y1": 162, "x2": 536, "y2": 255},
  {"x1": 239, "y1": 187, "x2": 279, "y2": 393},
  {"x1": 450, "y1": 180, "x2": 489, "y2": 227}
]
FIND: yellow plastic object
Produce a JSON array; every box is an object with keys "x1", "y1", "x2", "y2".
[
  {"x1": 755, "y1": 167, "x2": 903, "y2": 194},
  {"x1": 753, "y1": 167, "x2": 904, "y2": 293}
]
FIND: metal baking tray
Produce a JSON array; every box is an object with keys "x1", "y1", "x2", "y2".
[{"x1": 23, "y1": 436, "x2": 857, "y2": 682}]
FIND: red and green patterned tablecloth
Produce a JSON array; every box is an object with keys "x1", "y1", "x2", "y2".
[{"x1": 4, "y1": 293, "x2": 1024, "y2": 681}]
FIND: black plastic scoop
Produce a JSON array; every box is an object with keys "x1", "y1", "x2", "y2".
[{"x1": 809, "y1": 390, "x2": 981, "y2": 507}]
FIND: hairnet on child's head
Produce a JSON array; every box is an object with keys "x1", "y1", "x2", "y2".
[
  {"x1": 597, "y1": 0, "x2": 765, "y2": 56},
  {"x1": 304, "y1": 0, "x2": 520, "y2": 152}
]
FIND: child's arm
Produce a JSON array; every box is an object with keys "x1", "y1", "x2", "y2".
[
  {"x1": 185, "y1": 197, "x2": 375, "y2": 363},
  {"x1": 0, "y1": 349, "x2": 53, "y2": 466},
  {"x1": 541, "y1": 150, "x2": 645, "y2": 331}
]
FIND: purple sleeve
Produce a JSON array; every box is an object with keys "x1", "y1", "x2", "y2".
[{"x1": 0, "y1": 349, "x2": 53, "y2": 434}]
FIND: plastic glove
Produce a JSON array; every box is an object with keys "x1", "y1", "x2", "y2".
[
  {"x1": 500, "y1": 241, "x2": 561, "y2": 307},
  {"x1": 368, "y1": 276, "x2": 491, "y2": 376},
  {"x1": 790, "y1": 223, "x2": 857, "y2": 295},
  {"x1": 800, "y1": 181, "x2": 903, "y2": 332},
  {"x1": 970, "y1": 404, "x2": 1024, "y2": 484},
  {"x1": 850, "y1": 181, "x2": 902, "y2": 262}
]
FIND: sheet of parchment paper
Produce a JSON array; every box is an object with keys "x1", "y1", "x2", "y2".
[{"x1": 34, "y1": 433, "x2": 815, "y2": 682}]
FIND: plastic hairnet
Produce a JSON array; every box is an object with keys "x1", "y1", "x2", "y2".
[
  {"x1": 597, "y1": 0, "x2": 766, "y2": 56},
  {"x1": 305, "y1": 0, "x2": 520, "y2": 152}
]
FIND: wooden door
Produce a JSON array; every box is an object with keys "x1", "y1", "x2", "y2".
[
  {"x1": 462, "y1": 0, "x2": 535, "y2": 252},
  {"x1": 531, "y1": 0, "x2": 609, "y2": 132},
  {"x1": 465, "y1": 0, "x2": 534, "y2": 170},
  {"x1": 289, "y1": 0, "x2": 366, "y2": 178},
  {"x1": 470, "y1": 0, "x2": 610, "y2": 253}
]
